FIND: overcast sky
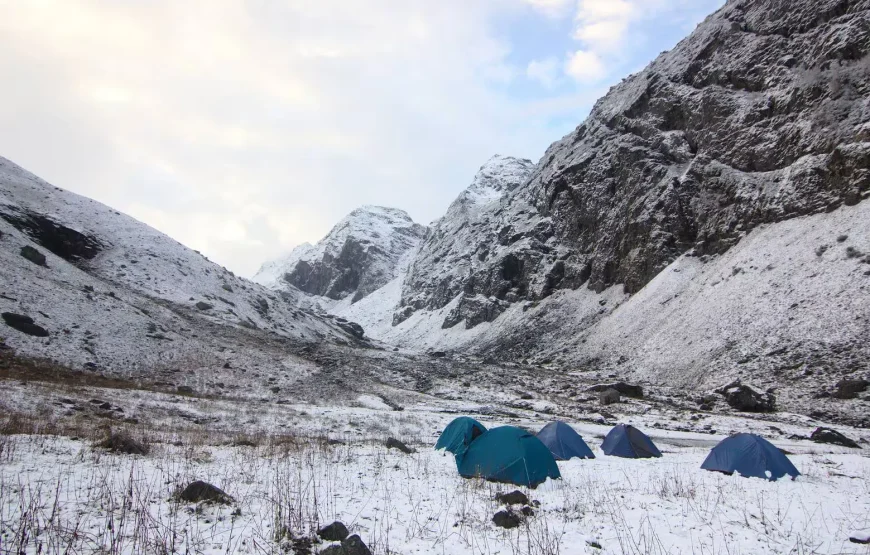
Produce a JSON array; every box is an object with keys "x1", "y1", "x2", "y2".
[{"x1": 0, "y1": 0, "x2": 724, "y2": 277}]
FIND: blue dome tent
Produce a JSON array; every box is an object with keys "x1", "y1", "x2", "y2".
[
  {"x1": 601, "y1": 424, "x2": 662, "y2": 459},
  {"x1": 456, "y1": 426, "x2": 561, "y2": 488},
  {"x1": 537, "y1": 421, "x2": 595, "y2": 460},
  {"x1": 435, "y1": 417, "x2": 487, "y2": 456},
  {"x1": 701, "y1": 433, "x2": 800, "y2": 481}
]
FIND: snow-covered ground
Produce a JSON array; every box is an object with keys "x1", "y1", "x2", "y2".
[{"x1": 1, "y1": 414, "x2": 868, "y2": 555}]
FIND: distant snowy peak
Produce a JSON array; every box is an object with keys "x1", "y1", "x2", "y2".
[
  {"x1": 458, "y1": 155, "x2": 534, "y2": 208},
  {"x1": 254, "y1": 205, "x2": 427, "y2": 302}
]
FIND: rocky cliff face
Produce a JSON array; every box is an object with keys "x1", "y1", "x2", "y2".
[
  {"x1": 395, "y1": 155, "x2": 535, "y2": 328},
  {"x1": 255, "y1": 206, "x2": 427, "y2": 303},
  {"x1": 395, "y1": 0, "x2": 869, "y2": 325}
]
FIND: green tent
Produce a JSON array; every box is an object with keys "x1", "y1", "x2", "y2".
[
  {"x1": 435, "y1": 417, "x2": 487, "y2": 456},
  {"x1": 456, "y1": 426, "x2": 561, "y2": 488}
]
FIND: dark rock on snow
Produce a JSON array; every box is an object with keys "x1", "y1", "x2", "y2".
[
  {"x1": 94, "y1": 430, "x2": 149, "y2": 455},
  {"x1": 717, "y1": 381, "x2": 775, "y2": 413},
  {"x1": 588, "y1": 382, "x2": 644, "y2": 399},
  {"x1": 385, "y1": 437, "x2": 414, "y2": 454},
  {"x1": 195, "y1": 301, "x2": 213, "y2": 311},
  {"x1": 336, "y1": 320, "x2": 365, "y2": 339},
  {"x1": 176, "y1": 480, "x2": 234, "y2": 504},
  {"x1": 495, "y1": 490, "x2": 529, "y2": 506},
  {"x1": 318, "y1": 521, "x2": 350, "y2": 542},
  {"x1": 319, "y1": 535, "x2": 372, "y2": 555},
  {"x1": 0, "y1": 204, "x2": 103, "y2": 262},
  {"x1": 810, "y1": 427, "x2": 861, "y2": 449},
  {"x1": 833, "y1": 379, "x2": 869, "y2": 400},
  {"x1": 492, "y1": 510, "x2": 522, "y2": 529},
  {"x1": 19, "y1": 245, "x2": 47, "y2": 266},
  {"x1": 599, "y1": 389, "x2": 621, "y2": 406},
  {"x1": 2, "y1": 312, "x2": 49, "y2": 337}
]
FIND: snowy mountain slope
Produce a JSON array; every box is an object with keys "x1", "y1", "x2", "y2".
[
  {"x1": 0, "y1": 156, "x2": 363, "y2": 392},
  {"x1": 371, "y1": 199, "x2": 870, "y2": 424},
  {"x1": 389, "y1": 0, "x2": 870, "y2": 333},
  {"x1": 254, "y1": 206, "x2": 426, "y2": 303},
  {"x1": 395, "y1": 155, "x2": 535, "y2": 328}
]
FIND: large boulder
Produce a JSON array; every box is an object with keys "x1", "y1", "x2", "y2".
[
  {"x1": 385, "y1": 437, "x2": 414, "y2": 454},
  {"x1": 716, "y1": 381, "x2": 775, "y2": 413},
  {"x1": 318, "y1": 521, "x2": 350, "y2": 542},
  {"x1": 833, "y1": 379, "x2": 869, "y2": 400},
  {"x1": 495, "y1": 490, "x2": 529, "y2": 506},
  {"x1": 587, "y1": 382, "x2": 644, "y2": 399},
  {"x1": 492, "y1": 510, "x2": 522, "y2": 529},
  {"x1": 176, "y1": 481, "x2": 234, "y2": 504},
  {"x1": 1, "y1": 313, "x2": 49, "y2": 337},
  {"x1": 336, "y1": 320, "x2": 365, "y2": 339},
  {"x1": 810, "y1": 428, "x2": 861, "y2": 449},
  {"x1": 599, "y1": 389, "x2": 621, "y2": 406},
  {"x1": 319, "y1": 535, "x2": 372, "y2": 555},
  {"x1": 94, "y1": 430, "x2": 149, "y2": 455},
  {"x1": 19, "y1": 245, "x2": 47, "y2": 267}
]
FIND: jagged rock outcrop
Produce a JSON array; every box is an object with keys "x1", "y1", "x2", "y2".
[
  {"x1": 256, "y1": 206, "x2": 426, "y2": 303},
  {"x1": 395, "y1": 155, "x2": 535, "y2": 328},
  {"x1": 397, "y1": 0, "x2": 870, "y2": 323}
]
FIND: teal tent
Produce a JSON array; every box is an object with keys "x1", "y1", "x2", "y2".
[
  {"x1": 456, "y1": 426, "x2": 561, "y2": 488},
  {"x1": 435, "y1": 417, "x2": 487, "y2": 456}
]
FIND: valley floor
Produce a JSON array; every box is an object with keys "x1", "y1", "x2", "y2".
[{"x1": 1, "y1": 400, "x2": 869, "y2": 555}]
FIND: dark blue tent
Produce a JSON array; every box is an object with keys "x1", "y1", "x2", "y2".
[
  {"x1": 435, "y1": 417, "x2": 487, "y2": 456},
  {"x1": 701, "y1": 433, "x2": 800, "y2": 481},
  {"x1": 601, "y1": 424, "x2": 662, "y2": 459},
  {"x1": 456, "y1": 426, "x2": 561, "y2": 488},
  {"x1": 537, "y1": 421, "x2": 595, "y2": 460}
]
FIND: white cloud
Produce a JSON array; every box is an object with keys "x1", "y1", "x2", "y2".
[
  {"x1": 527, "y1": 57, "x2": 561, "y2": 88},
  {"x1": 563, "y1": 0, "x2": 724, "y2": 81},
  {"x1": 573, "y1": 0, "x2": 638, "y2": 52},
  {"x1": 0, "y1": 0, "x2": 584, "y2": 277},
  {"x1": 523, "y1": 0, "x2": 575, "y2": 17},
  {"x1": 564, "y1": 50, "x2": 606, "y2": 82}
]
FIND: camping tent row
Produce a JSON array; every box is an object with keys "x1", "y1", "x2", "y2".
[{"x1": 435, "y1": 418, "x2": 800, "y2": 488}]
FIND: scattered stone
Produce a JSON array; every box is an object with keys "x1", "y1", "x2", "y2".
[
  {"x1": 716, "y1": 381, "x2": 775, "y2": 412},
  {"x1": 222, "y1": 283, "x2": 233, "y2": 292},
  {"x1": 837, "y1": 234, "x2": 849, "y2": 243},
  {"x1": 195, "y1": 301, "x2": 213, "y2": 311},
  {"x1": 492, "y1": 510, "x2": 522, "y2": 529},
  {"x1": 176, "y1": 481, "x2": 234, "y2": 504},
  {"x1": 19, "y1": 246, "x2": 47, "y2": 266},
  {"x1": 336, "y1": 320, "x2": 365, "y2": 339},
  {"x1": 810, "y1": 428, "x2": 861, "y2": 449},
  {"x1": 849, "y1": 532, "x2": 870, "y2": 544},
  {"x1": 319, "y1": 535, "x2": 372, "y2": 555},
  {"x1": 1, "y1": 312, "x2": 49, "y2": 337},
  {"x1": 495, "y1": 490, "x2": 529, "y2": 506},
  {"x1": 833, "y1": 379, "x2": 869, "y2": 400},
  {"x1": 318, "y1": 521, "x2": 350, "y2": 542},
  {"x1": 520, "y1": 505, "x2": 535, "y2": 517},
  {"x1": 385, "y1": 437, "x2": 414, "y2": 454},
  {"x1": 176, "y1": 385, "x2": 195, "y2": 395},
  {"x1": 588, "y1": 382, "x2": 644, "y2": 399},
  {"x1": 94, "y1": 430, "x2": 149, "y2": 455},
  {"x1": 599, "y1": 388, "x2": 621, "y2": 406}
]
